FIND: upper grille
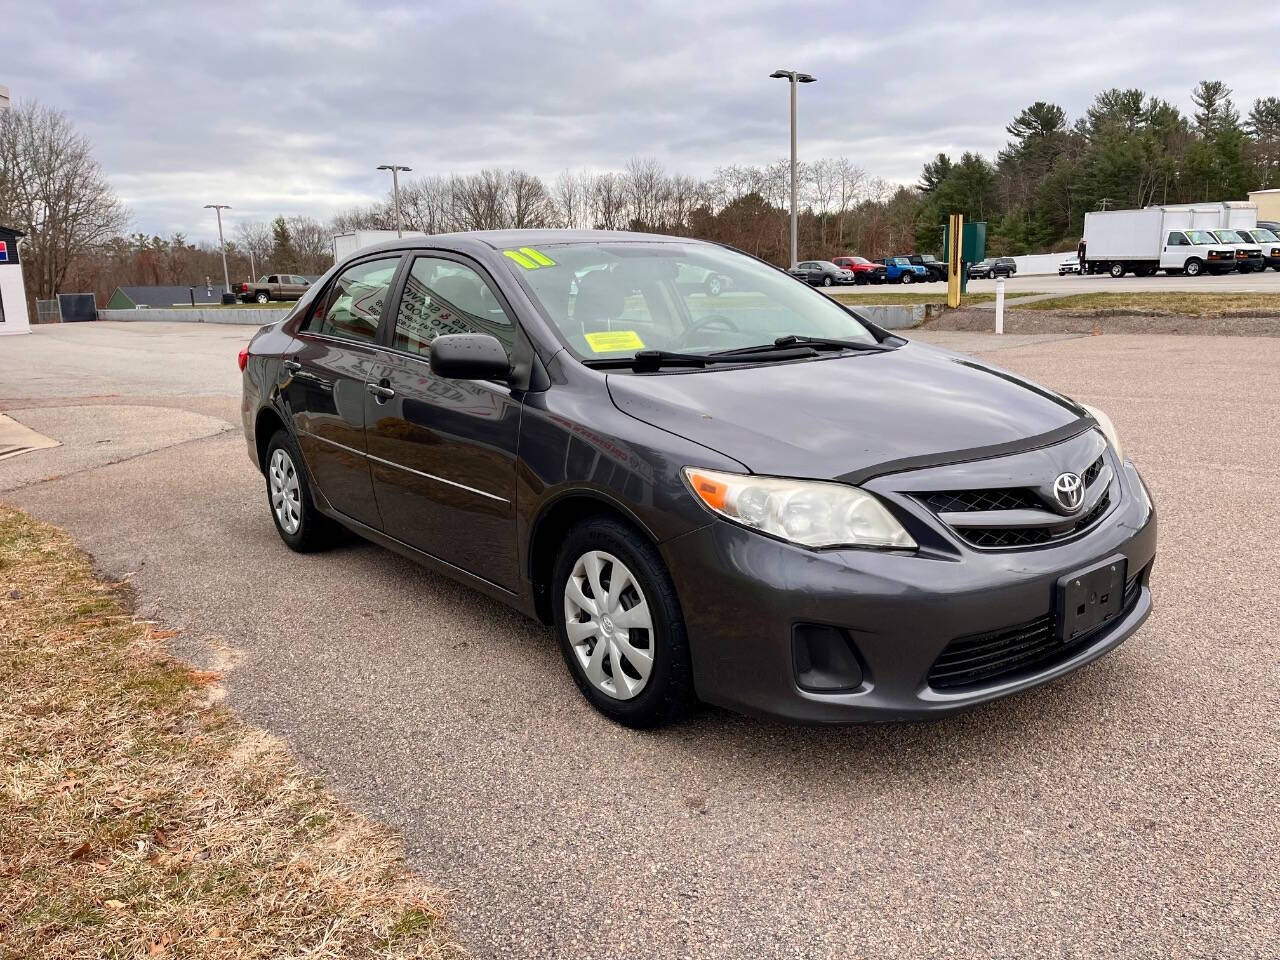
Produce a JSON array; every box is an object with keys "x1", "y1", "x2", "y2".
[
  {"x1": 915, "y1": 454, "x2": 1110, "y2": 550},
  {"x1": 927, "y1": 568, "x2": 1143, "y2": 690},
  {"x1": 917, "y1": 487, "x2": 1041, "y2": 514}
]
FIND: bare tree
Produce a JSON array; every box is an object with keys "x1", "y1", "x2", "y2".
[
  {"x1": 554, "y1": 170, "x2": 589, "y2": 229},
  {"x1": 507, "y1": 170, "x2": 554, "y2": 228},
  {"x1": 233, "y1": 220, "x2": 274, "y2": 276},
  {"x1": 0, "y1": 100, "x2": 129, "y2": 304},
  {"x1": 591, "y1": 172, "x2": 627, "y2": 230}
]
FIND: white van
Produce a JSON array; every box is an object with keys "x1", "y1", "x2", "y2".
[
  {"x1": 1160, "y1": 229, "x2": 1240, "y2": 276},
  {"x1": 1206, "y1": 229, "x2": 1264, "y2": 272}
]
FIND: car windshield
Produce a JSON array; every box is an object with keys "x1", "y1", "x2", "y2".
[
  {"x1": 1253, "y1": 228, "x2": 1279, "y2": 242},
  {"x1": 1214, "y1": 230, "x2": 1244, "y2": 243},
  {"x1": 505, "y1": 241, "x2": 879, "y2": 361},
  {"x1": 1187, "y1": 231, "x2": 1217, "y2": 244}
]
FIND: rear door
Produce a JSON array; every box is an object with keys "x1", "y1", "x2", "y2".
[
  {"x1": 280, "y1": 255, "x2": 403, "y2": 529},
  {"x1": 364, "y1": 253, "x2": 522, "y2": 588}
]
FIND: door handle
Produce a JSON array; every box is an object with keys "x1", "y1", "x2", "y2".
[
  {"x1": 282, "y1": 359, "x2": 302, "y2": 372},
  {"x1": 367, "y1": 382, "x2": 396, "y2": 401}
]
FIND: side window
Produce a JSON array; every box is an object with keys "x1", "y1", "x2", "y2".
[
  {"x1": 268, "y1": 275, "x2": 279, "y2": 283},
  {"x1": 1168, "y1": 232, "x2": 1186, "y2": 246},
  {"x1": 307, "y1": 256, "x2": 401, "y2": 343},
  {"x1": 393, "y1": 256, "x2": 514, "y2": 357}
]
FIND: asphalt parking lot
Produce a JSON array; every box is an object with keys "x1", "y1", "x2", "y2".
[{"x1": 3, "y1": 321, "x2": 1277, "y2": 958}]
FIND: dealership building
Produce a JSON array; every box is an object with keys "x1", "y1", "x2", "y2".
[{"x1": 0, "y1": 226, "x2": 31, "y2": 335}]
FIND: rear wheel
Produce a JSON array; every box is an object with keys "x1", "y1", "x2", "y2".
[
  {"x1": 1184, "y1": 258, "x2": 1203, "y2": 277},
  {"x1": 264, "y1": 429, "x2": 339, "y2": 552},
  {"x1": 553, "y1": 518, "x2": 694, "y2": 727},
  {"x1": 1109, "y1": 262, "x2": 1125, "y2": 278},
  {"x1": 255, "y1": 291, "x2": 270, "y2": 304}
]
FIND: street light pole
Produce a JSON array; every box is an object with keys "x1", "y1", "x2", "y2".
[
  {"x1": 377, "y1": 164, "x2": 413, "y2": 237},
  {"x1": 204, "y1": 204, "x2": 232, "y2": 294},
  {"x1": 770, "y1": 69, "x2": 816, "y2": 270}
]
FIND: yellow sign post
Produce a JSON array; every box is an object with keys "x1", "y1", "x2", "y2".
[{"x1": 946, "y1": 213, "x2": 963, "y2": 309}]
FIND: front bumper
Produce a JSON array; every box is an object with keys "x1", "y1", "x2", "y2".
[{"x1": 663, "y1": 455, "x2": 1156, "y2": 724}]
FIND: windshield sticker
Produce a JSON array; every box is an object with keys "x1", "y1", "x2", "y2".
[
  {"x1": 584, "y1": 330, "x2": 645, "y2": 353},
  {"x1": 503, "y1": 246, "x2": 557, "y2": 269}
]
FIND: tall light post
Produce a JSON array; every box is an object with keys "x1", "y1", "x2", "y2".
[
  {"x1": 203, "y1": 204, "x2": 232, "y2": 294},
  {"x1": 769, "y1": 69, "x2": 816, "y2": 270},
  {"x1": 377, "y1": 164, "x2": 412, "y2": 237}
]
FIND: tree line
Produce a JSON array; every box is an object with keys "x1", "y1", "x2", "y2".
[{"x1": 3, "y1": 80, "x2": 1278, "y2": 310}]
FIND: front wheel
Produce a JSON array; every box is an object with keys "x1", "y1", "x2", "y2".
[
  {"x1": 1184, "y1": 258, "x2": 1203, "y2": 277},
  {"x1": 822, "y1": 276, "x2": 833, "y2": 287},
  {"x1": 900, "y1": 272, "x2": 914, "y2": 284},
  {"x1": 553, "y1": 518, "x2": 694, "y2": 727}
]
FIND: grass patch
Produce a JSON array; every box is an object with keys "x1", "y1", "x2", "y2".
[
  {"x1": 0, "y1": 505, "x2": 461, "y2": 959},
  {"x1": 828, "y1": 290, "x2": 1044, "y2": 307},
  {"x1": 1018, "y1": 292, "x2": 1280, "y2": 316}
]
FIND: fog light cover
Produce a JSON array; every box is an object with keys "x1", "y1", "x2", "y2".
[{"x1": 793, "y1": 624, "x2": 864, "y2": 692}]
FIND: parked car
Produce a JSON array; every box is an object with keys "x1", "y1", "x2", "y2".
[
  {"x1": 789, "y1": 260, "x2": 855, "y2": 287},
  {"x1": 902, "y1": 254, "x2": 948, "y2": 282},
  {"x1": 1235, "y1": 227, "x2": 1280, "y2": 270},
  {"x1": 241, "y1": 229, "x2": 1156, "y2": 727},
  {"x1": 968, "y1": 258, "x2": 1016, "y2": 280},
  {"x1": 1059, "y1": 257, "x2": 1081, "y2": 275},
  {"x1": 831, "y1": 256, "x2": 888, "y2": 285},
  {"x1": 878, "y1": 257, "x2": 929, "y2": 284},
  {"x1": 236, "y1": 274, "x2": 311, "y2": 304}
]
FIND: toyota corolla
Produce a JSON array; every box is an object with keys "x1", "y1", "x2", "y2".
[{"x1": 240, "y1": 230, "x2": 1156, "y2": 727}]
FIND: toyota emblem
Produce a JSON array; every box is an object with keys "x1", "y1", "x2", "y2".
[{"x1": 1053, "y1": 472, "x2": 1084, "y2": 512}]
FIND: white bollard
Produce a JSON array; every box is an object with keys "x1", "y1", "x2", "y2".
[{"x1": 994, "y1": 276, "x2": 1005, "y2": 335}]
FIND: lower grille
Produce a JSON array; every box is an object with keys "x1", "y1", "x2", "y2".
[{"x1": 928, "y1": 570, "x2": 1142, "y2": 690}]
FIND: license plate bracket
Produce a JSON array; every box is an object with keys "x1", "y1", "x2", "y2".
[{"x1": 1056, "y1": 555, "x2": 1127, "y2": 642}]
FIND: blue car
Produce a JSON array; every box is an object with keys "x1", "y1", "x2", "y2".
[{"x1": 878, "y1": 257, "x2": 929, "y2": 284}]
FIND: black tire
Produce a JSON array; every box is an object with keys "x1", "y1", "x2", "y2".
[
  {"x1": 552, "y1": 517, "x2": 695, "y2": 728},
  {"x1": 263, "y1": 429, "x2": 339, "y2": 552},
  {"x1": 255, "y1": 291, "x2": 270, "y2": 304},
  {"x1": 822, "y1": 276, "x2": 833, "y2": 287},
  {"x1": 900, "y1": 272, "x2": 914, "y2": 284},
  {"x1": 1184, "y1": 258, "x2": 1203, "y2": 277},
  {"x1": 1109, "y1": 262, "x2": 1125, "y2": 278}
]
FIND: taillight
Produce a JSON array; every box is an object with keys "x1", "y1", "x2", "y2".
[{"x1": 238, "y1": 346, "x2": 249, "y2": 371}]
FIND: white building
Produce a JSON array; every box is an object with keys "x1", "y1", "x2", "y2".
[{"x1": 0, "y1": 226, "x2": 31, "y2": 335}]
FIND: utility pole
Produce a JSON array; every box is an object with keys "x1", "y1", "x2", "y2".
[
  {"x1": 377, "y1": 164, "x2": 412, "y2": 237},
  {"x1": 203, "y1": 204, "x2": 232, "y2": 294},
  {"x1": 769, "y1": 69, "x2": 816, "y2": 270}
]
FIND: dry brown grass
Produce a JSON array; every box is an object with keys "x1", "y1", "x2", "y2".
[
  {"x1": 0, "y1": 505, "x2": 462, "y2": 960},
  {"x1": 1020, "y1": 291, "x2": 1280, "y2": 316}
]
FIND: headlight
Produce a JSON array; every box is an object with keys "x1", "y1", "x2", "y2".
[
  {"x1": 1081, "y1": 403, "x2": 1123, "y2": 460},
  {"x1": 682, "y1": 467, "x2": 916, "y2": 550}
]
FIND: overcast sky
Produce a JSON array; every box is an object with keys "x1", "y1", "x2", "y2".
[{"x1": 4, "y1": 0, "x2": 1279, "y2": 241}]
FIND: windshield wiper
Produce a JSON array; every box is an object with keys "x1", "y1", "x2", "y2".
[
  {"x1": 582, "y1": 346, "x2": 818, "y2": 371},
  {"x1": 710, "y1": 334, "x2": 893, "y2": 357}
]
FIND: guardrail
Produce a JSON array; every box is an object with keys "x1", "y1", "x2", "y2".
[{"x1": 97, "y1": 308, "x2": 290, "y2": 325}]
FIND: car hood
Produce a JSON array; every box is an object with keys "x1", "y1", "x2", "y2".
[{"x1": 606, "y1": 342, "x2": 1086, "y2": 480}]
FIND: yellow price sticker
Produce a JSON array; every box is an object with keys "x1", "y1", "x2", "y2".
[{"x1": 584, "y1": 330, "x2": 646, "y2": 353}]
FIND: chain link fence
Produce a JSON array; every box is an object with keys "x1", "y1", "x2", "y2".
[{"x1": 35, "y1": 299, "x2": 60, "y2": 324}]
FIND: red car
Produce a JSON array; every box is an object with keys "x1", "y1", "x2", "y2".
[{"x1": 832, "y1": 256, "x2": 887, "y2": 285}]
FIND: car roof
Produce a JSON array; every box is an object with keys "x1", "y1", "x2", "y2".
[{"x1": 351, "y1": 228, "x2": 696, "y2": 258}]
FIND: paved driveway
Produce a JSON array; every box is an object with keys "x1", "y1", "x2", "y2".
[{"x1": 3, "y1": 322, "x2": 1277, "y2": 958}]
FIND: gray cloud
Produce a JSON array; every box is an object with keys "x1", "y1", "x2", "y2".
[{"x1": 5, "y1": 0, "x2": 1278, "y2": 240}]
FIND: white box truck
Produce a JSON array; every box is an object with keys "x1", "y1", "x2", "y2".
[
  {"x1": 332, "y1": 230, "x2": 425, "y2": 263},
  {"x1": 1082, "y1": 206, "x2": 1241, "y2": 277}
]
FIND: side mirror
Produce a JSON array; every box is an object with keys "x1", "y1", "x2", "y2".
[{"x1": 429, "y1": 333, "x2": 511, "y2": 381}]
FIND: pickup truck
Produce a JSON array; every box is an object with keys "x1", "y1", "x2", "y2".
[
  {"x1": 832, "y1": 256, "x2": 887, "y2": 284},
  {"x1": 902, "y1": 254, "x2": 947, "y2": 282},
  {"x1": 234, "y1": 274, "x2": 311, "y2": 304},
  {"x1": 877, "y1": 257, "x2": 929, "y2": 284}
]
